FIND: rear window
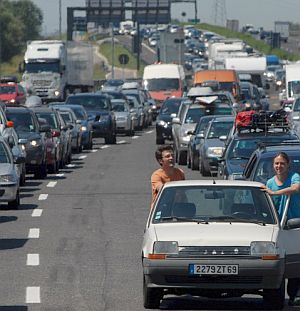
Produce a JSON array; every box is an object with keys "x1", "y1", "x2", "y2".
[{"x1": 66, "y1": 96, "x2": 109, "y2": 110}]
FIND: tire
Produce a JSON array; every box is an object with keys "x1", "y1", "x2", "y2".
[
  {"x1": 105, "y1": 132, "x2": 116, "y2": 144},
  {"x1": 191, "y1": 154, "x2": 199, "y2": 171},
  {"x1": 87, "y1": 137, "x2": 93, "y2": 149},
  {"x1": 48, "y1": 160, "x2": 58, "y2": 174},
  {"x1": 34, "y1": 162, "x2": 47, "y2": 179},
  {"x1": 156, "y1": 136, "x2": 165, "y2": 145},
  {"x1": 143, "y1": 275, "x2": 163, "y2": 309},
  {"x1": 8, "y1": 189, "x2": 20, "y2": 210},
  {"x1": 178, "y1": 150, "x2": 187, "y2": 165},
  {"x1": 263, "y1": 278, "x2": 285, "y2": 310},
  {"x1": 20, "y1": 168, "x2": 26, "y2": 186}
]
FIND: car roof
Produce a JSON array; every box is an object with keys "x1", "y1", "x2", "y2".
[
  {"x1": 163, "y1": 180, "x2": 263, "y2": 188},
  {"x1": 5, "y1": 105, "x2": 31, "y2": 112},
  {"x1": 31, "y1": 107, "x2": 55, "y2": 113},
  {"x1": 68, "y1": 93, "x2": 109, "y2": 98},
  {"x1": 210, "y1": 116, "x2": 234, "y2": 122}
]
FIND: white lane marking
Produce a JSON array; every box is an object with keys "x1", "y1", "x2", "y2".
[
  {"x1": 28, "y1": 228, "x2": 40, "y2": 239},
  {"x1": 146, "y1": 130, "x2": 153, "y2": 134},
  {"x1": 31, "y1": 209, "x2": 43, "y2": 217},
  {"x1": 56, "y1": 173, "x2": 65, "y2": 177},
  {"x1": 26, "y1": 286, "x2": 40, "y2": 303},
  {"x1": 79, "y1": 155, "x2": 87, "y2": 159},
  {"x1": 101, "y1": 145, "x2": 109, "y2": 149},
  {"x1": 27, "y1": 254, "x2": 40, "y2": 266},
  {"x1": 132, "y1": 136, "x2": 139, "y2": 139},
  {"x1": 38, "y1": 194, "x2": 48, "y2": 201},
  {"x1": 92, "y1": 149, "x2": 98, "y2": 153},
  {"x1": 66, "y1": 164, "x2": 76, "y2": 168},
  {"x1": 47, "y1": 181, "x2": 57, "y2": 188},
  {"x1": 117, "y1": 140, "x2": 126, "y2": 144}
]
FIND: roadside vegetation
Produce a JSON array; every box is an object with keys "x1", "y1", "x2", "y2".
[{"x1": 198, "y1": 23, "x2": 300, "y2": 61}]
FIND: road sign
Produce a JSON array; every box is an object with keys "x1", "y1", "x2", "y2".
[{"x1": 119, "y1": 54, "x2": 129, "y2": 65}]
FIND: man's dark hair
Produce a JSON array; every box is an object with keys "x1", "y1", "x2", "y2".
[{"x1": 155, "y1": 145, "x2": 174, "y2": 163}]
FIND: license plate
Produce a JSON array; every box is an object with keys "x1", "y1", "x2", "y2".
[{"x1": 189, "y1": 264, "x2": 239, "y2": 275}]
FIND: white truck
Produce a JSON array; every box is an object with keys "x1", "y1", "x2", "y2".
[
  {"x1": 225, "y1": 56, "x2": 268, "y2": 89},
  {"x1": 21, "y1": 40, "x2": 94, "y2": 101},
  {"x1": 285, "y1": 63, "x2": 300, "y2": 101},
  {"x1": 275, "y1": 21, "x2": 290, "y2": 43}
]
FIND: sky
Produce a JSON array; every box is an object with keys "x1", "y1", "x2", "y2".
[{"x1": 31, "y1": 0, "x2": 300, "y2": 35}]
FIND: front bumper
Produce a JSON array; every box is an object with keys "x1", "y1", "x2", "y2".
[
  {"x1": 25, "y1": 146, "x2": 44, "y2": 171},
  {"x1": 143, "y1": 257, "x2": 284, "y2": 291},
  {"x1": 156, "y1": 124, "x2": 172, "y2": 140}
]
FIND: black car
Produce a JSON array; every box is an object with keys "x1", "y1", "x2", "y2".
[
  {"x1": 156, "y1": 97, "x2": 184, "y2": 145},
  {"x1": 5, "y1": 105, "x2": 50, "y2": 179},
  {"x1": 243, "y1": 142, "x2": 300, "y2": 183},
  {"x1": 65, "y1": 93, "x2": 117, "y2": 144},
  {"x1": 199, "y1": 116, "x2": 234, "y2": 176},
  {"x1": 187, "y1": 115, "x2": 215, "y2": 170},
  {"x1": 218, "y1": 127, "x2": 299, "y2": 180}
]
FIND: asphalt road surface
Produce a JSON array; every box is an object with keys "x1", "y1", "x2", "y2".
[{"x1": 0, "y1": 123, "x2": 296, "y2": 310}]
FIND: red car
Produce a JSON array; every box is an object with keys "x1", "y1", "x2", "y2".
[{"x1": 0, "y1": 82, "x2": 26, "y2": 105}]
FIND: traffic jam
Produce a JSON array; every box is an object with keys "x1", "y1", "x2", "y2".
[{"x1": 1, "y1": 23, "x2": 300, "y2": 310}]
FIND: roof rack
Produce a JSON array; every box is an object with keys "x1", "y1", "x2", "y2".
[{"x1": 257, "y1": 140, "x2": 300, "y2": 150}]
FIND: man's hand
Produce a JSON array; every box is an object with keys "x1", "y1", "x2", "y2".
[{"x1": 261, "y1": 185, "x2": 275, "y2": 195}]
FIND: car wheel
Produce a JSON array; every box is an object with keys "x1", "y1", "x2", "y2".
[
  {"x1": 143, "y1": 275, "x2": 163, "y2": 309},
  {"x1": 263, "y1": 278, "x2": 285, "y2": 310},
  {"x1": 20, "y1": 169, "x2": 26, "y2": 186},
  {"x1": 105, "y1": 131, "x2": 117, "y2": 144},
  {"x1": 8, "y1": 189, "x2": 20, "y2": 210},
  {"x1": 87, "y1": 137, "x2": 93, "y2": 149},
  {"x1": 34, "y1": 162, "x2": 47, "y2": 179},
  {"x1": 48, "y1": 160, "x2": 58, "y2": 174},
  {"x1": 156, "y1": 136, "x2": 165, "y2": 145},
  {"x1": 191, "y1": 154, "x2": 199, "y2": 171},
  {"x1": 178, "y1": 151, "x2": 187, "y2": 165}
]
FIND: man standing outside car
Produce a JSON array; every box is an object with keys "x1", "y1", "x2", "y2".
[
  {"x1": 261, "y1": 152, "x2": 300, "y2": 306},
  {"x1": 151, "y1": 145, "x2": 185, "y2": 207}
]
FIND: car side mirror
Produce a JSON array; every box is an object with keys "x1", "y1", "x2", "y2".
[
  {"x1": 68, "y1": 123, "x2": 74, "y2": 130},
  {"x1": 170, "y1": 113, "x2": 177, "y2": 118},
  {"x1": 219, "y1": 135, "x2": 227, "y2": 141},
  {"x1": 172, "y1": 117, "x2": 181, "y2": 124},
  {"x1": 76, "y1": 120, "x2": 81, "y2": 124},
  {"x1": 6, "y1": 121, "x2": 14, "y2": 128},
  {"x1": 196, "y1": 133, "x2": 204, "y2": 138},
  {"x1": 287, "y1": 218, "x2": 300, "y2": 230},
  {"x1": 61, "y1": 125, "x2": 68, "y2": 131},
  {"x1": 18, "y1": 138, "x2": 28, "y2": 144}
]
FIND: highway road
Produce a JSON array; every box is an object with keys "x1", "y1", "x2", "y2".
[{"x1": 0, "y1": 123, "x2": 295, "y2": 310}]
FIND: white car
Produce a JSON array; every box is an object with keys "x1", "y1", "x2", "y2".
[{"x1": 142, "y1": 179, "x2": 300, "y2": 309}]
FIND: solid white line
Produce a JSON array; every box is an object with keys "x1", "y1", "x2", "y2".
[
  {"x1": 56, "y1": 173, "x2": 65, "y2": 177},
  {"x1": 78, "y1": 155, "x2": 87, "y2": 159},
  {"x1": 38, "y1": 194, "x2": 48, "y2": 201},
  {"x1": 31, "y1": 209, "x2": 43, "y2": 217},
  {"x1": 132, "y1": 136, "x2": 139, "y2": 139},
  {"x1": 26, "y1": 286, "x2": 40, "y2": 303},
  {"x1": 117, "y1": 140, "x2": 126, "y2": 144},
  {"x1": 92, "y1": 149, "x2": 98, "y2": 153},
  {"x1": 146, "y1": 130, "x2": 153, "y2": 134},
  {"x1": 27, "y1": 254, "x2": 39, "y2": 266},
  {"x1": 47, "y1": 181, "x2": 57, "y2": 188},
  {"x1": 101, "y1": 145, "x2": 109, "y2": 149},
  {"x1": 28, "y1": 228, "x2": 40, "y2": 239},
  {"x1": 66, "y1": 164, "x2": 76, "y2": 168}
]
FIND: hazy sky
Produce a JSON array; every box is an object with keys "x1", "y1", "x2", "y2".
[{"x1": 31, "y1": 0, "x2": 300, "y2": 34}]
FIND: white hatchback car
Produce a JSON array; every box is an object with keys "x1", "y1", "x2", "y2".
[{"x1": 142, "y1": 180, "x2": 300, "y2": 309}]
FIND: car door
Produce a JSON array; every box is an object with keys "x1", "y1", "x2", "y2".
[{"x1": 279, "y1": 199, "x2": 300, "y2": 278}]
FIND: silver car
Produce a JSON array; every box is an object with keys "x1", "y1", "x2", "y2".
[
  {"x1": 0, "y1": 137, "x2": 24, "y2": 209},
  {"x1": 111, "y1": 99, "x2": 135, "y2": 136}
]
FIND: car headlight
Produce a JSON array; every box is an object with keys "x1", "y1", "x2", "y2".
[
  {"x1": 276, "y1": 81, "x2": 282, "y2": 86},
  {"x1": 10, "y1": 99, "x2": 16, "y2": 103},
  {"x1": 54, "y1": 90, "x2": 60, "y2": 96},
  {"x1": 206, "y1": 147, "x2": 224, "y2": 157},
  {"x1": 158, "y1": 120, "x2": 167, "y2": 127},
  {"x1": 151, "y1": 105, "x2": 157, "y2": 110},
  {"x1": 116, "y1": 117, "x2": 126, "y2": 121},
  {"x1": 250, "y1": 241, "x2": 279, "y2": 259},
  {"x1": 153, "y1": 241, "x2": 178, "y2": 254},
  {"x1": 30, "y1": 139, "x2": 41, "y2": 147},
  {"x1": 20, "y1": 144, "x2": 26, "y2": 151},
  {"x1": 80, "y1": 126, "x2": 87, "y2": 131},
  {"x1": 0, "y1": 174, "x2": 16, "y2": 183}
]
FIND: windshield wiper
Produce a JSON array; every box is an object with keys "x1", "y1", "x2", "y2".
[
  {"x1": 160, "y1": 216, "x2": 208, "y2": 224},
  {"x1": 229, "y1": 156, "x2": 250, "y2": 160},
  {"x1": 208, "y1": 216, "x2": 266, "y2": 226}
]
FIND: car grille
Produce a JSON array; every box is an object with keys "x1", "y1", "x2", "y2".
[
  {"x1": 32, "y1": 80, "x2": 52, "y2": 87},
  {"x1": 168, "y1": 246, "x2": 251, "y2": 258},
  {"x1": 165, "y1": 275, "x2": 262, "y2": 284}
]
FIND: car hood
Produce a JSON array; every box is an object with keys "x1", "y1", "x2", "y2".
[
  {"x1": 87, "y1": 110, "x2": 109, "y2": 120},
  {"x1": 16, "y1": 131, "x2": 40, "y2": 140},
  {"x1": 154, "y1": 223, "x2": 275, "y2": 246}
]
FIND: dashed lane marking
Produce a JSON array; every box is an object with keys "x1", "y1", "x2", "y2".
[
  {"x1": 32, "y1": 209, "x2": 43, "y2": 217},
  {"x1": 47, "y1": 181, "x2": 57, "y2": 188},
  {"x1": 26, "y1": 286, "x2": 40, "y2": 303},
  {"x1": 78, "y1": 155, "x2": 87, "y2": 159},
  {"x1": 101, "y1": 145, "x2": 109, "y2": 149},
  {"x1": 38, "y1": 194, "x2": 48, "y2": 200},
  {"x1": 132, "y1": 136, "x2": 139, "y2": 139},
  {"x1": 92, "y1": 149, "x2": 98, "y2": 153},
  {"x1": 28, "y1": 228, "x2": 40, "y2": 239},
  {"x1": 117, "y1": 140, "x2": 126, "y2": 144},
  {"x1": 146, "y1": 130, "x2": 153, "y2": 134},
  {"x1": 56, "y1": 173, "x2": 65, "y2": 177},
  {"x1": 66, "y1": 164, "x2": 76, "y2": 168},
  {"x1": 26, "y1": 254, "x2": 40, "y2": 266}
]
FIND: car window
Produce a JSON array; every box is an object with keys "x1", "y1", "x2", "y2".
[
  {"x1": 160, "y1": 99, "x2": 181, "y2": 115},
  {"x1": 35, "y1": 112, "x2": 58, "y2": 129},
  {"x1": 184, "y1": 107, "x2": 205, "y2": 124},
  {"x1": 66, "y1": 96, "x2": 109, "y2": 110},
  {"x1": 0, "y1": 86, "x2": 15, "y2": 94},
  {"x1": 60, "y1": 112, "x2": 73, "y2": 123},
  {"x1": 112, "y1": 103, "x2": 126, "y2": 112},
  {"x1": 207, "y1": 121, "x2": 233, "y2": 139},
  {"x1": 153, "y1": 186, "x2": 275, "y2": 224},
  {"x1": 6, "y1": 111, "x2": 36, "y2": 132},
  {"x1": 0, "y1": 142, "x2": 10, "y2": 163}
]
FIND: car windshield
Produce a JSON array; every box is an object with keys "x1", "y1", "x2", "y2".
[
  {"x1": 7, "y1": 112, "x2": 36, "y2": 132},
  {"x1": 207, "y1": 121, "x2": 233, "y2": 139},
  {"x1": 112, "y1": 103, "x2": 127, "y2": 112},
  {"x1": 160, "y1": 99, "x2": 182, "y2": 115},
  {"x1": 24, "y1": 62, "x2": 60, "y2": 73},
  {"x1": 104, "y1": 79, "x2": 124, "y2": 87},
  {"x1": 145, "y1": 78, "x2": 179, "y2": 91},
  {"x1": 153, "y1": 186, "x2": 275, "y2": 224},
  {"x1": 35, "y1": 112, "x2": 58, "y2": 129},
  {"x1": 241, "y1": 88, "x2": 252, "y2": 100},
  {"x1": 0, "y1": 142, "x2": 10, "y2": 163},
  {"x1": 254, "y1": 156, "x2": 300, "y2": 184},
  {"x1": 184, "y1": 107, "x2": 206, "y2": 124},
  {"x1": 71, "y1": 107, "x2": 86, "y2": 120},
  {"x1": 0, "y1": 86, "x2": 16, "y2": 94},
  {"x1": 66, "y1": 96, "x2": 109, "y2": 110},
  {"x1": 60, "y1": 112, "x2": 72, "y2": 123}
]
